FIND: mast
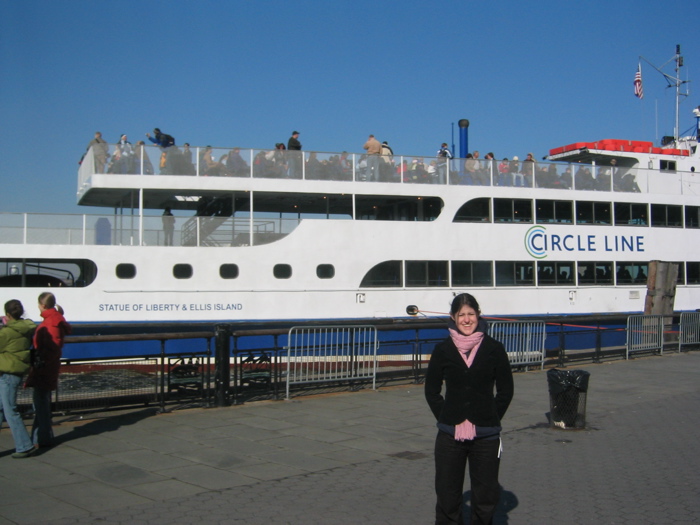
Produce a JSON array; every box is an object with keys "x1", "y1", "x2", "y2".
[{"x1": 640, "y1": 45, "x2": 690, "y2": 142}]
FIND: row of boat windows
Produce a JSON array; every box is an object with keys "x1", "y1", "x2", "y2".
[
  {"x1": 360, "y1": 260, "x2": 697, "y2": 287},
  {"x1": 1, "y1": 258, "x2": 696, "y2": 288},
  {"x1": 115, "y1": 263, "x2": 336, "y2": 280},
  {"x1": 457, "y1": 199, "x2": 700, "y2": 228}
]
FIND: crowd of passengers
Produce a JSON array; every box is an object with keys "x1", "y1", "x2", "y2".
[{"x1": 85, "y1": 130, "x2": 639, "y2": 192}]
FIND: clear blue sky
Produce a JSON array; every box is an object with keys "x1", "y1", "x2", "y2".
[{"x1": 2, "y1": 0, "x2": 699, "y2": 215}]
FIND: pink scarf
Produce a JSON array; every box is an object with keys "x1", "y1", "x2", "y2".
[{"x1": 448, "y1": 324, "x2": 484, "y2": 441}]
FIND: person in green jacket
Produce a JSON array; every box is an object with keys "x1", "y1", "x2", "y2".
[{"x1": 0, "y1": 299, "x2": 36, "y2": 458}]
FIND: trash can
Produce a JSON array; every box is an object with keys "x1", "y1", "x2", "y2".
[{"x1": 547, "y1": 369, "x2": 590, "y2": 429}]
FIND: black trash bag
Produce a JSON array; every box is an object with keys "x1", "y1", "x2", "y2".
[{"x1": 547, "y1": 369, "x2": 590, "y2": 428}]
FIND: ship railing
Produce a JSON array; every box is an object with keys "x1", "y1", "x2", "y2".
[
  {"x1": 0, "y1": 212, "x2": 298, "y2": 247},
  {"x1": 14, "y1": 314, "x2": 691, "y2": 414},
  {"x1": 82, "y1": 143, "x2": 700, "y2": 197}
]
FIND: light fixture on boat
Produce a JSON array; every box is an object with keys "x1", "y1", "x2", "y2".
[{"x1": 174, "y1": 196, "x2": 200, "y2": 202}]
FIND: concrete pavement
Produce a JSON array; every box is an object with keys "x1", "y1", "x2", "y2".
[{"x1": 0, "y1": 351, "x2": 698, "y2": 524}]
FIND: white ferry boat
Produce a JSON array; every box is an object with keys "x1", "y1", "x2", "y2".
[{"x1": 2, "y1": 114, "x2": 700, "y2": 325}]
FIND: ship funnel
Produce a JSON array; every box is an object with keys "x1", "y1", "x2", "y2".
[{"x1": 458, "y1": 119, "x2": 469, "y2": 158}]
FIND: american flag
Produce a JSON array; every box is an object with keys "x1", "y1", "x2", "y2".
[{"x1": 634, "y1": 63, "x2": 643, "y2": 99}]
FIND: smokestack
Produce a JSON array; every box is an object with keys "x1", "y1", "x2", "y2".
[{"x1": 458, "y1": 119, "x2": 469, "y2": 159}]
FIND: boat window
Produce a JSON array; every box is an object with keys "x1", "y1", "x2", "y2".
[
  {"x1": 173, "y1": 264, "x2": 193, "y2": 279},
  {"x1": 686, "y1": 262, "x2": 700, "y2": 284},
  {"x1": 405, "y1": 261, "x2": 448, "y2": 287},
  {"x1": 0, "y1": 258, "x2": 97, "y2": 288},
  {"x1": 536, "y1": 200, "x2": 573, "y2": 223},
  {"x1": 220, "y1": 264, "x2": 239, "y2": 279},
  {"x1": 614, "y1": 202, "x2": 648, "y2": 226},
  {"x1": 577, "y1": 262, "x2": 613, "y2": 285},
  {"x1": 360, "y1": 261, "x2": 402, "y2": 287},
  {"x1": 494, "y1": 199, "x2": 533, "y2": 223},
  {"x1": 451, "y1": 261, "x2": 493, "y2": 287},
  {"x1": 684, "y1": 206, "x2": 700, "y2": 228},
  {"x1": 116, "y1": 264, "x2": 136, "y2": 279},
  {"x1": 316, "y1": 264, "x2": 335, "y2": 279},
  {"x1": 576, "y1": 201, "x2": 611, "y2": 225},
  {"x1": 650, "y1": 204, "x2": 683, "y2": 227},
  {"x1": 675, "y1": 261, "x2": 685, "y2": 284},
  {"x1": 537, "y1": 261, "x2": 575, "y2": 285},
  {"x1": 495, "y1": 261, "x2": 534, "y2": 286},
  {"x1": 615, "y1": 262, "x2": 648, "y2": 285},
  {"x1": 355, "y1": 196, "x2": 442, "y2": 221},
  {"x1": 454, "y1": 198, "x2": 490, "y2": 222},
  {"x1": 273, "y1": 264, "x2": 292, "y2": 279},
  {"x1": 660, "y1": 160, "x2": 676, "y2": 172}
]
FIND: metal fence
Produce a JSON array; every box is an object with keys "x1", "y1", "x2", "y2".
[
  {"x1": 490, "y1": 321, "x2": 547, "y2": 368},
  {"x1": 626, "y1": 315, "x2": 665, "y2": 358},
  {"x1": 679, "y1": 312, "x2": 700, "y2": 351},
  {"x1": 285, "y1": 325, "x2": 378, "y2": 399},
  {"x1": 16, "y1": 314, "x2": 696, "y2": 415}
]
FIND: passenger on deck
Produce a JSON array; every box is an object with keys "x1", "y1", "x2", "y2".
[
  {"x1": 287, "y1": 131, "x2": 302, "y2": 179},
  {"x1": 181, "y1": 143, "x2": 196, "y2": 175},
  {"x1": 363, "y1": 135, "x2": 382, "y2": 181},
  {"x1": 380, "y1": 141, "x2": 395, "y2": 182},
  {"x1": 306, "y1": 152, "x2": 324, "y2": 180},
  {"x1": 497, "y1": 158, "x2": 510, "y2": 186},
  {"x1": 200, "y1": 146, "x2": 224, "y2": 176},
  {"x1": 483, "y1": 152, "x2": 497, "y2": 186},
  {"x1": 463, "y1": 153, "x2": 477, "y2": 185},
  {"x1": 522, "y1": 153, "x2": 536, "y2": 186},
  {"x1": 596, "y1": 168, "x2": 612, "y2": 191},
  {"x1": 510, "y1": 156, "x2": 524, "y2": 187},
  {"x1": 162, "y1": 207, "x2": 175, "y2": 246},
  {"x1": 226, "y1": 148, "x2": 249, "y2": 177},
  {"x1": 87, "y1": 131, "x2": 109, "y2": 173},
  {"x1": 133, "y1": 141, "x2": 154, "y2": 175},
  {"x1": 436, "y1": 143, "x2": 453, "y2": 185},
  {"x1": 574, "y1": 167, "x2": 595, "y2": 190},
  {"x1": 146, "y1": 128, "x2": 176, "y2": 174},
  {"x1": 265, "y1": 143, "x2": 288, "y2": 178},
  {"x1": 560, "y1": 167, "x2": 573, "y2": 189},
  {"x1": 109, "y1": 134, "x2": 134, "y2": 174},
  {"x1": 467, "y1": 151, "x2": 485, "y2": 185}
]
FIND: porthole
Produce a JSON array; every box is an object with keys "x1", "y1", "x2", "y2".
[
  {"x1": 220, "y1": 264, "x2": 239, "y2": 279},
  {"x1": 116, "y1": 263, "x2": 136, "y2": 279},
  {"x1": 173, "y1": 264, "x2": 193, "y2": 279},
  {"x1": 274, "y1": 264, "x2": 292, "y2": 279},
  {"x1": 316, "y1": 264, "x2": 335, "y2": 279}
]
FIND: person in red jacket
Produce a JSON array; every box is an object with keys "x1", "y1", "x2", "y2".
[{"x1": 25, "y1": 292, "x2": 71, "y2": 448}]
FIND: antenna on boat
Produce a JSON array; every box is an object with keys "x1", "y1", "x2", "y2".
[{"x1": 640, "y1": 45, "x2": 691, "y2": 143}]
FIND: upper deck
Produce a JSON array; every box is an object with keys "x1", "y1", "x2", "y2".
[{"x1": 78, "y1": 142, "x2": 700, "y2": 213}]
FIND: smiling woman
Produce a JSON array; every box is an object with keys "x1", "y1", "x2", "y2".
[{"x1": 424, "y1": 293, "x2": 514, "y2": 525}]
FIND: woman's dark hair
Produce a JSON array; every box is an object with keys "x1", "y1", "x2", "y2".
[
  {"x1": 4, "y1": 299, "x2": 24, "y2": 320},
  {"x1": 450, "y1": 293, "x2": 481, "y2": 317}
]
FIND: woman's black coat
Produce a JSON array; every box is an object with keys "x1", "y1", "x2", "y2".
[{"x1": 425, "y1": 335, "x2": 514, "y2": 427}]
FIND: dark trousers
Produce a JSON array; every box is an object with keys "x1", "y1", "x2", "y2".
[{"x1": 434, "y1": 430, "x2": 501, "y2": 525}]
